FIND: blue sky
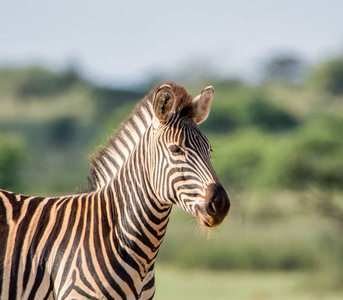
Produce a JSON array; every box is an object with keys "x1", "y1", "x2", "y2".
[{"x1": 1, "y1": 0, "x2": 342, "y2": 85}]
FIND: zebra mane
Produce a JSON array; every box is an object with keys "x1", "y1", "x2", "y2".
[
  {"x1": 88, "y1": 82, "x2": 194, "y2": 191},
  {"x1": 88, "y1": 92, "x2": 154, "y2": 190}
]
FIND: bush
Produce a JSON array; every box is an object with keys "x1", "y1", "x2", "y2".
[
  {"x1": 0, "y1": 134, "x2": 26, "y2": 191},
  {"x1": 203, "y1": 88, "x2": 298, "y2": 133},
  {"x1": 209, "y1": 111, "x2": 343, "y2": 192},
  {"x1": 92, "y1": 86, "x2": 145, "y2": 117},
  {"x1": 47, "y1": 116, "x2": 78, "y2": 146},
  {"x1": 256, "y1": 113, "x2": 343, "y2": 190},
  {"x1": 15, "y1": 66, "x2": 81, "y2": 98},
  {"x1": 209, "y1": 129, "x2": 269, "y2": 189}
]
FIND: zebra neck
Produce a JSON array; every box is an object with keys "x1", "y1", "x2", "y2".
[
  {"x1": 108, "y1": 145, "x2": 172, "y2": 276},
  {"x1": 88, "y1": 95, "x2": 154, "y2": 191}
]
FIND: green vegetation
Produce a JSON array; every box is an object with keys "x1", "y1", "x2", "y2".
[
  {"x1": 0, "y1": 56, "x2": 342, "y2": 296},
  {"x1": 0, "y1": 133, "x2": 25, "y2": 191},
  {"x1": 154, "y1": 264, "x2": 343, "y2": 300},
  {"x1": 0, "y1": 66, "x2": 141, "y2": 195},
  {"x1": 203, "y1": 87, "x2": 298, "y2": 133},
  {"x1": 309, "y1": 56, "x2": 343, "y2": 95}
]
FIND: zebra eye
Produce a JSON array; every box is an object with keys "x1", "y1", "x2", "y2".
[{"x1": 169, "y1": 144, "x2": 183, "y2": 155}]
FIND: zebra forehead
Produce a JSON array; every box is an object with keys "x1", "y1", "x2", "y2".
[{"x1": 166, "y1": 119, "x2": 210, "y2": 148}]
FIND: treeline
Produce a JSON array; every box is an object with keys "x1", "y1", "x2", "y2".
[
  {"x1": 0, "y1": 65, "x2": 146, "y2": 195},
  {"x1": 0, "y1": 55, "x2": 342, "y2": 195},
  {"x1": 202, "y1": 84, "x2": 343, "y2": 192}
]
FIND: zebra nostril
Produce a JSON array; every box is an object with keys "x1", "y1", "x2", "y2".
[{"x1": 206, "y1": 199, "x2": 216, "y2": 216}]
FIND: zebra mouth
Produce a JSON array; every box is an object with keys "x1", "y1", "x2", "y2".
[
  {"x1": 195, "y1": 209, "x2": 215, "y2": 227},
  {"x1": 195, "y1": 207, "x2": 228, "y2": 227},
  {"x1": 195, "y1": 197, "x2": 230, "y2": 227},
  {"x1": 195, "y1": 183, "x2": 230, "y2": 227}
]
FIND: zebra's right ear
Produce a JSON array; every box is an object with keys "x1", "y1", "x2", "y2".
[{"x1": 152, "y1": 84, "x2": 175, "y2": 128}]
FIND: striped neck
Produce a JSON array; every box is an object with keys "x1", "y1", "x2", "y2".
[
  {"x1": 106, "y1": 132, "x2": 172, "y2": 277},
  {"x1": 88, "y1": 92, "x2": 154, "y2": 191}
]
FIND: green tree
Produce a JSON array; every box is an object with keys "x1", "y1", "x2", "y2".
[
  {"x1": 15, "y1": 66, "x2": 82, "y2": 99},
  {"x1": 263, "y1": 54, "x2": 306, "y2": 83},
  {"x1": 310, "y1": 56, "x2": 343, "y2": 95},
  {"x1": 0, "y1": 134, "x2": 26, "y2": 191}
]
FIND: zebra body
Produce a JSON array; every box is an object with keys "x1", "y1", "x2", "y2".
[{"x1": 0, "y1": 82, "x2": 230, "y2": 299}]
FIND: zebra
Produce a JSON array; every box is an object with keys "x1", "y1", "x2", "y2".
[{"x1": 0, "y1": 82, "x2": 230, "y2": 300}]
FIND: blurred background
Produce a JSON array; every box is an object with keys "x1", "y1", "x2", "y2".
[{"x1": 1, "y1": 1, "x2": 343, "y2": 299}]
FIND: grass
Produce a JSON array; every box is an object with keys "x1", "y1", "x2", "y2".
[
  {"x1": 157, "y1": 197, "x2": 336, "y2": 271},
  {"x1": 154, "y1": 264, "x2": 343, "y2": 300}
]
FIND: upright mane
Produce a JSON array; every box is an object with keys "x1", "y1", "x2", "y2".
[{"x1": 88, "y1": 82, "x2": 194, "y2": 191}]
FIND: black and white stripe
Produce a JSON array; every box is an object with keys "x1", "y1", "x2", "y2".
[{"x1": 0, "y1": 82, "x2": 230, "y2": 299}]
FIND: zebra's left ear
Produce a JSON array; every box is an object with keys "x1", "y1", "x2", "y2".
[
  {"x1": 152, "y1": 84, "x2": 176, "y2": 128},
  {"x1": 192, "y1": 86, "x2": 214, "y2": 124}
]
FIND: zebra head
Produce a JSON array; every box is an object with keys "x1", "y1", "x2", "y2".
[{"x1": 148, "y1": 83, "x2": 230, "y2": 227}]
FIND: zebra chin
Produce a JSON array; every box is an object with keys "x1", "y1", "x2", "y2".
[{"x1": 195, "y1": 183, "x2": 230, "y2": 227}]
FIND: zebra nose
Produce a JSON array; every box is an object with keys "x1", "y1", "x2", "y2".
[{"x1": 205, "y1": 183, "x2": 230, "y2": 226}]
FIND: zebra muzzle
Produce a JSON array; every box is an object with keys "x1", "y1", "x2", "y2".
[{"x1": 196, "y1": 183, "x2": 230, "y2": 227}]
